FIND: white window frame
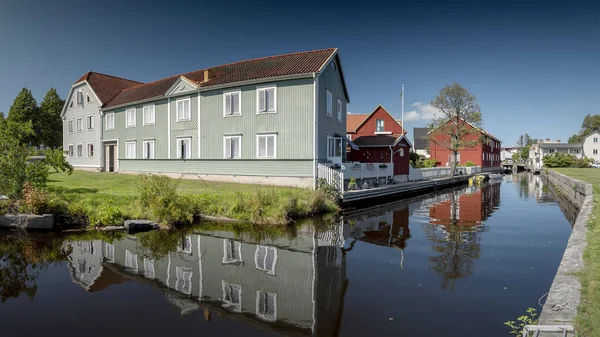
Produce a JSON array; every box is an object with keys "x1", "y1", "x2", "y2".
[
  {"x1": 177, "y1": 137, "x2": 192, "y2": 159},
  {"x1": 76, "y1": 118, "x2": 83, "y2": 132},
  {"x1": 176, "y1": 98, "x2": 191, "y2": 122},
  {"x1": 256, "y1": 133, "x2": 277, "y2": 159},
  {"x1": 594, "y1": 149, "x2": 598, "y2": 155},
  {"x1": 223, "y1": 90, "x2": 241, "y2": 117},
  {"x1": 222, "y1": 281, "x2": 242, "y2": 312},
  {"x1": 255, "y1": 245, "x2": 277, "y2": 275},
  {"x1": 326, "y1": 89, "x2": 333, "y2": 117},
  {"x1": 175, "y1": 266, "x2": 193, "y2": 295},
  {"x1": 256, "y1": 86, "x2": 277, "y2": 114},
  {"x1": 76, "y1": 90, "x2": 84, "y2": 106},
  {"x1": 86, "y1": 114, "x2": 94, "y2": 130},
  {"x1": 256, "y1": 291, "x2": 277, "y2": 322},
  {"x1": 337, "y1": 98, "x2": 342, "y2": 122},
  {"x1": 68, "y1": 144, "x2": 74, "y2": 158},
  {"x1": 376, "y1": 119, "x2": 385, "y2": 132},
  {"x1": 125, "y1": 141, "x2": 137, "y2": 159},
  {"x1": 125, "y1": 250, "x2": 138, "y2": 272},
  {"x1": 222, "y1": 239, "x2": 243, "y2": 265},
  {"x1": 548, "y1": 148, "x2": 555, "y2": 154},
  {"x1": 126, "y1": 108, "x2": 136, "y2": 128},
  {"x1": 223, "y1": 135, "x2": 242, "y2": 159},
  {"x1": 327, "y1": 136, "x2": 343, "y2": 158},
  {"x1": 106, "y1": 113, "x2": 115, "y2": 131},
  {"x1": 104, "y1": 243, "x2": 115, "y2": 263},
  {"x1": 594, "y1": 138, "x2": 598, "y2": 143},
  {"x1": 143, "y1": 104, "x2": 155, "y2": 126},
  {"x1": 142, "y1": 140, "x2": 155, "y2": 159},
  {"x1": 76, "y1": 143, "x2": 83, "y2": 158},
  {"x1": 178, "y1": 235, "x2": 192, "y2": 254},
  {"x1": 87, "y1": 142, "x2": 94, "y2": 158},
  {"x1": 68, "y1": 119, "x2": 74, "y2": 133},
  {"x1": 143, "y1": 258, "x2": 155, "y2": 279}
]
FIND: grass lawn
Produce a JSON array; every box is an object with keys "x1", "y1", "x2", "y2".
[
  {"x1": 552, "y1": 168, "x2": 600, "y2": 336},
  {"x1": 46, "y1": 171, "x2": 335, "y2": 226}
]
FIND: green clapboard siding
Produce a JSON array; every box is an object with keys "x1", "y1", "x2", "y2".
[
  {"x1": 317, "y1": 59, "x2": 347, "y2": 161},
  {"x1": 119, "y1": 159, "x2": 313, "y2": 177},
  {"x1": 170, "y1": 94, "x2": 199, "y2": 159}
]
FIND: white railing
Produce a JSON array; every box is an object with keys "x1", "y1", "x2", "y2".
[
  {"x1": 466, "y1": 166, "x2": 481, "y2": 175},
  {"x1": 409, "y1": 166, "x2": 452, "y2": 181},
  {"x1": 317, "y1": 163, "x2": 344, "y2": 194},
  {"x1": 343, "y1": 162, "x2": 394, "y2": 181}
]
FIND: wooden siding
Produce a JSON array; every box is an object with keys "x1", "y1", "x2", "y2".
[{"x1": 317, "y1": 59, "x2": 348, "y2": 161}]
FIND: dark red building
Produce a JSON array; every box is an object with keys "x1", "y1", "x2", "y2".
[
  {"x1": 429, "y1": 118, "x2": 502, "y2": 168},
  {"x1": 346, "y1": 105, "x2": 411, "y2": 176}
]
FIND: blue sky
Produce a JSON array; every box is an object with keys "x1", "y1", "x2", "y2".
[{"x1": 0, "y1": 0, "x2": 598, "y2": 146}]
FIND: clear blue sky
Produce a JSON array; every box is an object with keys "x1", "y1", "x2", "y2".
[{"x1": 0, "y1": 0, "x2": 598, "y2": 146}]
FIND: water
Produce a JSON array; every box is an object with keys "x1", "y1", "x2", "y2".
[{"x1": 0, "y1": 173, "x2": 573, "y2": 337}]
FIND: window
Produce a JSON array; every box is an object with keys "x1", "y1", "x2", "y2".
[
  {"x1": 144, "y1": 258, "x2": 155, "y2": 279},
  {"x1": 347, "y1": 134, "x2": 352, "y2": 141},
  {"x1": 77, "y1": 91, "x2": 83, "y2": 106},
  {"x1": 326, "y1": 89, "x2": 333, "y2": 117},
  {"x1": 126, "y1": 108, "x2": 136, "y2": 128},
  {"x1": 104, "y1": 243, "x2": 115, "y2": 263},
  {"x1": 399, "y1": 148, "x2": 404, "y2": 157},
  {"x1": 257, "y1": 87, "x2": 276, "y2": 114},
  {"x1": 256, "y1": 291, "x2": 277, "y2": 322},
  {"x1": 87, "y1": 143, "x2": 94, "y2": 158},
  {"x1": 86, "y1": 93, "x2": 92, "y2": 104},
  {"x1": 337, "y1": 98, "x2": 342, "y2": 122},
  {"x1": 126, "y1": 141, "x2": 136, "y2": 159},
  {"x1": 376, "y1": 119, "x2": 385, "y2": 132},
  {"x1": 175, "y1": 266, "x2": 193, "y2": 295},
  {"x1": 548, "y1": 148, "x2": 555, "y2": 154},
  {"x1": 256, "y1": 134, "x2": 276, "y2": 159},
  {"x1": 76, "y1": 118, "x2": 83, "y2": 131},
  {"x1": 69, "y1": 100, "x2": 74, "y2": 109},
  {"x1": 594, "y1": 149, "x2": 598, "y2": 155},
  {"x1": 77, "y1": 144, "x2": 83, "y2": 158},
  {"x1": 142, "y1": 140, "x2": 155, "y2": 159},
  {"x1": 68, "y1": 120, "x2": 74, "y2": 133},
  {"x1": 86, "y1": 115, "x2": 94, "y2": 130},
  {"x1": 106, "y1": 113, "x2": 115, "y2": 130},
  {"x1": 255, "y1": 245, "x2": 277, "y2": 275},
  {"x1": 177, "y1": 98, "x2": 191, "y2": 121},
  {"x1": 594, "y1": 138, "x2": 598, "y2": 143},
  {"x1": 223, "y1": 91, "x2": 241, "y2": 116},
  {"x1": 224, "y1": 135, "x2": 242, "y2": 159},
  {"x1": 143, "y1": 105, "x2": 155, "y2": 125},
  {"x1": 223, "y1": 239, "x2": 242, "y2": 264},
  {"x1": 177, "y1": 138, "x2": 191, "y2": 159},
  {"x1": 222, "y1": 281, "x2": 242, "y2": 312},
  {"x1": 125, "y1": 250, "x2": 138, "y2": 272},
  {"x1": 68, "y1": 145, "x2": 74, "y2": 158},
  {"x1": 178, "y1": 235, "x2": 192, "y2": 254},
  {"x1": 327, "y1": 137, "x2": 342, "y2": 157},
  {"x1": 572, "y1": 149, "x2": 580, "y2": 154}
]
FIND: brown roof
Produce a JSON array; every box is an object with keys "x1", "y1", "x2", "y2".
[
  {"x1": 346, "y1": 114, "x2": 368, "y2": 133},
  {"x1": 104, "y1": 48, "x2": 338, "y2": 109},
  {"x1": 352, "y1": 135, "x2": 401, "y2": 147},
  {"x1": 75, "y1": 72, "x2": 143, "y2": 106}
]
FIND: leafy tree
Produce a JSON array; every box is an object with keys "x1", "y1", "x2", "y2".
[
  {"x1": 429, "y1": 83, "x2": 482, "y2": 176},
  {"x1": 38, "y1": 88, "x2": 64, "y2": 148},
  {"x1": 512, "y1": 152, "x2": 520, "y2": 162},
  {"x1": 7, "y1": 88, "x2": 39, "y2": 146},
  {"x1": 409, "y1": 151, "x2": 421, "y2": 167},
  {"x1": 569, "y1": 114, "x2": 600, "y2": 143},
  {"x1": 520, "y1": 145, "x2": 531, "y2": 161},
  {"x1": 0, "y1": 111, "x2": 5, "y2": 120}
]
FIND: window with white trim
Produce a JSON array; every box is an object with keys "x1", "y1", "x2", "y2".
[
  {"x1": 224, "y1": 91, "x2": 241, "y2": 116},
  {"x1": 77, "y1": 91, "x2": 84, "y2": 106},
  {"x1": 126, "y1": 141, "x2": 136, "y2": 159},
  {"x1": 143, "y1": 105, "x2": 155, "y2": 125},
  {"x1": 594, "y1": 149, "x2": 598, "y2": 155},
  {"x1": 256, "y1": 291, "x2": 277, "y2": 322},
  {"x1": 86, "y1": 115, "x2": 94, "y2": 130},
  {"x1": 548, "y1": 148, "x2": 555, "y2": 154},
  {"x1": 327, "y1": 137, "x2": 342, "y2": 158},
  {"x1": 142, "y1": 140, "x2": 155, "y2": 159},
  {"x1": 126, "y1": 108, "x2": 136, "y2": 128},
  {"x1": 87, "y1": 143, "x2": 94, "y2": 157},
  {"x1": 178, "y1": 235, "x2": 192, "y2": 254},
  {"x1": 68, "y1": 145, "x2": 74, "y2": 158},
  {"x1": 125, "y1": 250, "x2": 138, "y2": 272},
  {"x1": 76, "y1": 118, "x2": 83, "y2": 132},
  {"x1": 399, "y1": 148, "x2": 404, "y2": 157},
  {"x1": 77, "y1": 144, "x2": 83, "y2": 158},
  {"x1": 104, "y1": 243, "x2": 115, "y2": 263},
  {"x1": 106, "y1": 113, "x2": 115, "y2": 130},
  {"x1": 177, "y1": 138, "x2": 191, "y2": 159},
  {"x1": 255, "y1": 245, "x2": 277, "y2": 275},
  {"x1": 326, "y1": 89, "x2": 332, "y2": 117},
  {"x1": 144, "y1": 258, "x2": 155, "y2": 279},
  {"x1": 68, "y1": 120, "x2": 74, "y2": 133},
  {"x1": 257, "y1": 87, "x2": 276, "y2": 114},
  {"x1": 177, "y1": 98, "x2": 191, "y2": 121},
  {"x1": 222, "y1": 281, "x2": 242, "y2": 312},
  {"x1": 175, "y1": 266, "x2": 193, "y2": 295},
  {"x1": 337, "y1": 98, "x2": 342, "y2": 122},
  {"x1": 223, "y1": 239, "x2": 242, "y2": 265},
  {"x1": 594, "y1": 138, "x2": 598, "y2": 143},
  {"x1": 257, "y1": 134, "x2": 276, "y2": 159},
  {"x1": 224, "y1": 135, "x2": 242, "y2": 159},
  {"x1": 376, "y1": 119, "x2": 384, "y2": 132}
]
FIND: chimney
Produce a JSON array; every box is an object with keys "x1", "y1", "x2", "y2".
[
  {"x1": 557, "y1": 140, "x2": 561, "y2": 143},
  {"x1": 203, "y1": 69, "x2": 210, "y2": 82},
  {"x1": 546, "y1": 138, "x2": 550, "y2": 142}
]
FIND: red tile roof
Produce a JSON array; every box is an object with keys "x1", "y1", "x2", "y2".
[
  {"x1": 104, "y1": 48, "x2": 338, "y2": 108},
  {"x1": 346, "y1": 114, "x2": 368, "y2": 133},
  {"x1": 75, "y1": 72, "x2": 142, "y2": 106}
]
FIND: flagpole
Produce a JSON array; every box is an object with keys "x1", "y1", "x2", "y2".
[{"x1": 401, "y1": 82, "x2": 405, "y2": 134}]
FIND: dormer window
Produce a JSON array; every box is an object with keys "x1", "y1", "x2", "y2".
[{"x1": 76, "y1": 91, "x2": 83, "y2": 106}]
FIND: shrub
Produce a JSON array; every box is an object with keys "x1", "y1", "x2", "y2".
[
  {"x1": 543, "y1": 153, "x2": 575, "y2": 168},
  {"x1": 44, "y1": 148, "x2": 73, "y2": 173},
  {"x1": 573, "y1": 157, "x2": 593, "y2": 168},
  {"x1": 317, "y1": 178, "x2": 340, "y2": 202},
  {"x1": 21, "y1": 184, "x2": 50, "y2": 214},
  {"x1": 422, "y1": 158, "x2": 438, "y2": 168},
  {"x1": 409, "y1": 152, "x2": 421, "y2": 167},
  {"x1": 139, "y1": 175, "x2": 199, "y2": 226},
  {"x1": 465, "y1": 161, "x2": 476, "y2": 167},
  {"x1": 308, "y1": 190, "x2": 329, "y2": 215},
  {"x1": 87, "y1": 204, "x2": 125, "y2": 227}
]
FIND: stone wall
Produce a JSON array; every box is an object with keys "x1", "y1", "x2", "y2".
[{"x1": 538, "y1": 170, "x2": 593, "y2": 336}]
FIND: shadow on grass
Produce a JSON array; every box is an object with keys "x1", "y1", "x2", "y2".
[{"x1": 48, "y1": 186, "x2": 99, "y2": 195}]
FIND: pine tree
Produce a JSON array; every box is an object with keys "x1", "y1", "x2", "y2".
[
  {"x1": 39, "y1": 88, "x2": 65, "y2": 148},
  {"x1": 7, "y1": 88, "x2": 39, "y2": 146}
]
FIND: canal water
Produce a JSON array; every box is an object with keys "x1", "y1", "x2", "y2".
[{"x1": 0, "y1": 173, "x2": 573, "y2": 337}]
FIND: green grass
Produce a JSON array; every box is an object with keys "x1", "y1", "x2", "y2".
[
  {"x1": 46, "y1": 171, "x2": 336, "y2": 226},
  {"x1": 552, "y1": 168, "x2": 600, "y2": 336}
]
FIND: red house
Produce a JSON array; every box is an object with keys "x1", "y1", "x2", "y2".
[
  {"x1": 346, "y1": 105, "x2": 412, "y2": 176},
  {"x1": 429, "y1": 118, "x2": 502, "y2": 168}
]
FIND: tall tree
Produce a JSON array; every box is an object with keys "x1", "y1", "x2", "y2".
[
  {"x1": 515, "y1": 133, "x2": 536, "y2": 162},
  {"x1": 569, "y1": 114, "x2": 600, "y2": 143},
  {"x1": 429, "y1": 83, "x2": 483, "y2": 176},
  {"x1": 7, "y1": 88, "x2": 39, "y2": 146},
  {"x1": 38, "y1": 88, "x2": 65, "y2": 148},
  {"x1": 0, "y1": 111, "x2": 5, "y2": 121}
]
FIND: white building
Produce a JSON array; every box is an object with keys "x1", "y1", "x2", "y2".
[
  {"x1": 537, "y1": 139, "x2": 583, "y2": 167},
  {"x1": 501, "y1": 147, "x2": 519, "y2": 161},
  {"x1": 583, "y1": 132, "x2": 600, "y2": 164}
]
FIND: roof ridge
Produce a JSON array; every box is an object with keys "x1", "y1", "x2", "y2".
[
  {"x1": 115, "y1": 74, "x2": 181, "y2": 94},
  {"x1": 90, "y1": 71, "x2": 144, "y2": 84}
]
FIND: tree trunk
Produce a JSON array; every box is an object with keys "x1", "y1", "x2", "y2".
[{"x1": 450, "y1": 151, "x2": 458, "y2": 177}]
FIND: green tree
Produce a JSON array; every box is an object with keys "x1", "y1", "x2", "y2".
[
  {"x1": 7, "y1": 88, "x2": 39, "y2": 146},
  {"x1": 0, "y1": 112, "x2": 5, "y2": 120},
  {"x1": 38, "y1": 88, "x2": 64, "y2": 148},
  {"x1": 569, "y1": 114, "x2": 600, "y2": 143},
  {"x1": 429, "y1": 83, "x2": 483, "y2": 176}
]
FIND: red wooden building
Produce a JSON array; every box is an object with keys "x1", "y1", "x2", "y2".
[
  {"x1": 429, "y1": 118, "x2": 502, "y2": 168},
  {"x1": 346, "y1": 105, "x2": 412, "y2": 176}
]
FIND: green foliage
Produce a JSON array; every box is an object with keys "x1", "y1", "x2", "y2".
[
  {"x1": 0, "y1": 118, "x2": 35, "y2": 198},
  {"x1": 573, "y1": 157, "x2": 594, "y2": 168},
  {"x1": 139, "y1": 175, "x2": 199, "y2": 227},
  {"x1": 520, "y1": 145, "x2": 531, "y2": 161},
  {"x1": 348, "y1": 176, "x2": 358, "y2": 190},
  {"x1": 7, "y1": 88, "x2": 39, "y2": 146},
  {"x1": 317, "y1": 178, "x2": 341, "y2": 202},
  {"x1": 542, "y1": 153, "x2": 592, "y2": 168},
  {"x1": 504, "y1": 308, "x2": 539, "y2": 336},
  {"x1": 409, "y1": 151, "x2": 421, "y2": 167},
  {"x1": 38, "y1": 88, "x2": 65, "y2": 148},
  {"x1": 44, "y1": 148, "x2": 73, "y2": 173},
  {"x1": 422, "y1": 158, "x2": 438, "y2": 168},
  {"x1": 464, "y1": 161, "x2": 475, "y2": 167},
  {"x1": 569, "y1": 114, "x2": 600, "y2": 144}
]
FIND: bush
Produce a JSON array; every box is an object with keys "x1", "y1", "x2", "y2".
[
  {"x1": 465, "y1": 161, "x2": 476, "y2": 167},
  {"x1": 44, "y1": 148, "x2": 73, "y2": 173},
  {"x1": 317, "y1": 178, "x2": 340, "y2": 202},
  {"x1": 409, "y1": 152, "x2": 421, "y2": 167},
  {"x1": 573, "y1": 157, "x2": 593, "y2": 168},
  {"x1": 422, "y1": 158, "x2": 438, "y2": 168},
  {"x1": 87, "y1": 204, "x2": 125, "y2": 227},
  {"x1": 139, "y1": 175, "x2": 199, "y2": 226},
  {"x1": 543, "y1": 153, "x2": 575, "y2": 168}
]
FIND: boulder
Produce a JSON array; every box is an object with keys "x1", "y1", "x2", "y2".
[
  {"x1": 123, "y1": 219, "x2": 159, "y2": 232},
  {"x1": 0, "y1": 214, "x2": 54, "y2": 230}
]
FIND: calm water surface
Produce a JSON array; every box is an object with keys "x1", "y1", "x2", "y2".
[{"x1": 0, "y1": 173, "x2": 573, "y2": 337}]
